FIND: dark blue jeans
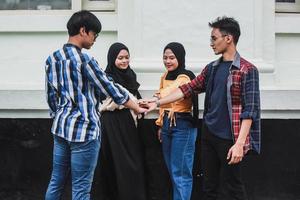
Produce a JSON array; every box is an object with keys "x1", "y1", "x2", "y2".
[
  {"x1": 161, "y1": 114, "x2": 197, "y2": 200},
  {"x1": 45, "y1": 135, "x2": 100, "y2": 200}
]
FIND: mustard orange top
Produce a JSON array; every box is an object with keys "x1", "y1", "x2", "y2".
[{"x1": 155, "y1": 72, "x2": 193, "y2": 127}]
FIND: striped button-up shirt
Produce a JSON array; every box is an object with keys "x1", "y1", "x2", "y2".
[
  {"x1": 45, "y1": 43, "x2": 129, "y2": 142},
  {"x1": 179, "y1": 52, "x2": 261, "y2": 154}
]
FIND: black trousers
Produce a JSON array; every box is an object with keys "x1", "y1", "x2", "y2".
[{"x1": 201, "y1": 123, "x2": 247, "y2": 200}]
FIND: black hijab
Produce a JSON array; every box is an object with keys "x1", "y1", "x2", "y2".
[
  {"x1": 164, "y1": 42, "x2": 195, "y2": 81},
  {"x1": 105, "y1": 42, "x2": 141, "y2": 98},
  {"x1": 164, "y1": 42, "x2": 199, "y2": 127}
]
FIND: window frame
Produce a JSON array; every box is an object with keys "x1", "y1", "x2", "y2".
[
  {"x1": 0, "y1": 0, "x2": 116, "y2": 11},
  {"x1": 0, "y1": 0, "x2": 117, "y2": 32},
  {"x1": 275, "y1": 0, "x2": 300, "y2": 13},
  {"x1": 82, "y1": 0, "x2": 116, "y2": 11},
  {"x1": 0, "y1": 0, "x2": 80, "y2": 11}
]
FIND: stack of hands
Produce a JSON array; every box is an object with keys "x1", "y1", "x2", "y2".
[
  {"x1": 134, "y1": 97, "x2": 159, "y2": 115},
  {"x1": 136, "y1": 97, "x2": 163, "y2": 142}
]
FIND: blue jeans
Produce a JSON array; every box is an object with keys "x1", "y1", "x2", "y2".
[
  {"x1": 45, "y1": 135, "x2": 100, "y2": 200},
  {"x1": 161, "y1": 114, "x2": 197, "y2": 200}
]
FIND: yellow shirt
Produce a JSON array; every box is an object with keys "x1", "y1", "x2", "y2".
[{"x1": 155, "y1": 73, "x2": 193, "y2": 127}]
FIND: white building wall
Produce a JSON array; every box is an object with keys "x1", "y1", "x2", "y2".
[{"x1": 0, "y1": 0, "x2": 299, "y2": 118}]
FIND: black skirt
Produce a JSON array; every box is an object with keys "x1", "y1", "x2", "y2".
[{"x1": 98, "y1": 109, "x2": 146, "y2": 200}]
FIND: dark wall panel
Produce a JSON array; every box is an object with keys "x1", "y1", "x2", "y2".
[{"x1": 0, "y1": 119, "x2": 299, "y2": 200}]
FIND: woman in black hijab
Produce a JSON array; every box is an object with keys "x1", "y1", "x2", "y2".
[
  {"x1": 152, "y1": 42, "x2": 198, "y2": 200},
  {"x1": 98, "y1": 42, "x2": 146, "y2": 200},
  {"x1": 105, "y1": 43, "x2": 141, "y2": 98}
]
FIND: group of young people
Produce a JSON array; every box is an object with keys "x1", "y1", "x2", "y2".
[{"x1": 44, "y1": 10, "x2": 261, "y2": 200}]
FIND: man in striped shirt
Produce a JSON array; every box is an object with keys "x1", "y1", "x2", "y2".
[
  {"x1": 45, "y1": 10, "x2": 147, "y2": 200},
  {"x1": 146, "y1": 17, "x2": 261, "y2": 200}
]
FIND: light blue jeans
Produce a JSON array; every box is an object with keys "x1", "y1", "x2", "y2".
[
  {"x1": 45, "y1": 135, "x2": 100, "y2": 200},
  {"x1": 161, "y1": 114, "x2": 197, "y2": 200}
]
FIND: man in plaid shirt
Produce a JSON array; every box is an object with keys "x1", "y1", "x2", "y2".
[{"x1": 146, "y1": 17, "x2": 261, "y2": 200}]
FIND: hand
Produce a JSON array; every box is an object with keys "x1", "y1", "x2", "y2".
[
  {"x1": 157, "y1": 128, "x2": 162, "y2": 143},
  {"x1": 134, "y1": 106, "x2": 148, "y2": 115},
  {"x1": 138, "y1": 99, "x2": 149, "y2": 108},
  {"x1": 147, "y1": 97, "x2": 159, "y2": 103},
  {"x1": 145, "y1": 102, "x2": 158, "y2": 114},
  {"x1": 137, "y1": 99, "x2": 147, "y2": 104},
  {"x1": 227, "y1": 143, "x2": 244, "y2": 165},
  {"x1": 138, "y1": 97, "x2": 157, "y2": 104}
]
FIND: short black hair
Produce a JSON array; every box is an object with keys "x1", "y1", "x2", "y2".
[
  {"x1": 209, "y1": 16, "x2": 240, "y2": 45},
  {"x1": 67, "y1": 10, "x2": 102, "y2": 36}
]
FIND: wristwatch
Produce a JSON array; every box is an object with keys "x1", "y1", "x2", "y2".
[{"x1": 155, "y1": 100, "x2": 160, "y2": 108}]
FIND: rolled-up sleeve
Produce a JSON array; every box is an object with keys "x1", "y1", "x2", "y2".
[
  {"x1": 240, "y1": 67, "x2": 260, "y2": 120},
  {"x1": 179, "y1": 65, "x2": 209, "y2": 98},
  {"x1": 85, "y1": 58, "x2": 129, "y2": 105}
]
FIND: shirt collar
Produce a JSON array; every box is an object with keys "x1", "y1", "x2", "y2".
[
  {"x1": 64, "y1": 43, "x2": 81, "y2": 52},
  {"x1": 212, "y1": 51, "x2": 241, "y2": 69}
]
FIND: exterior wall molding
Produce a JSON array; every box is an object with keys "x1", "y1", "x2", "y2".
[
  {"x1": 0, "y1": 89, "x2": 299, "y2": 119},
  {"x1": 131, "y1": 59, "x2": 275, "y2": 73},
  {"x1": 0, "y1": 12, "x2": 117, "y2": 32}
]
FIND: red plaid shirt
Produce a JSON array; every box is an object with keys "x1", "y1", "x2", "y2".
[{"x1": 179, "y1": 52, "x2": 261, "y2": 154}]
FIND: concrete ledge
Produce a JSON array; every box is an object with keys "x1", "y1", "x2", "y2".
[
  {"x1": 131, "y1": 59, "x2": 275, "y2": 74},
  {"x1": 0, "y1": 89, "x2": 299, "y2": 119}
]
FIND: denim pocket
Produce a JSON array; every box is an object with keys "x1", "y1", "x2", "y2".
[{"x1": 174, "y1": 118, "x2": 194, "y2": 130}]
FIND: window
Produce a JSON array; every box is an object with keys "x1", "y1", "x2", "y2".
[
  {"x1": 0, "y1": 0, "x2": 115, "y2": 11},
  {"x1": 0, "y1": 0, "x2": 72, "y2": 10},
  {"x1": 0, "y1": 0, "x2": 117, "y2": 32},
  {"x1": 276, "y1": 0, "x2": 300, "y2": 13}
]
